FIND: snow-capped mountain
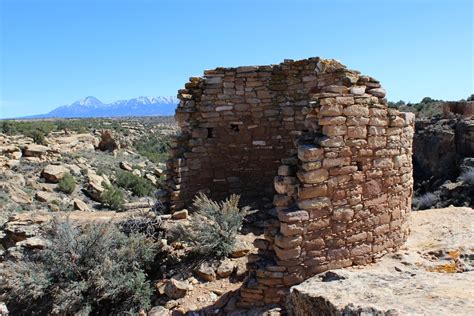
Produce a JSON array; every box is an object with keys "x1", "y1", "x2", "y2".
[{"x1": 36, "y1": 96, "x2": 178, "y2": 118}]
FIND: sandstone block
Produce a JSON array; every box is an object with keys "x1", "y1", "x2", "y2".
[
  {"x1": 275, "y1": 234, "x2": 303, "y2": 248},
  {"x1": 322, "y1": 125, "x2": 347, "y2": 136},
  {"x1": 298, "y1": 184, "x2": 327, "y2": 199},
  {"x1": 42, "y1": 165, "x2": 69, "y2": 183},
  {"x1": 275, "y1": 246, "x2": 301, "y2": 260},
  {"x1": 367, "y1": 88, "x2": 386, "y2": 98},
  {"x1": 298, "y1": 145, "x2": 324, "y2": 162},
  {"x1": 347, "y1": 126, "x2": 367, "y2": 138},
  {"x1": 302, "y1": 161, "x2": 322, "y2": 171},
  {"x1": 320, "y1": 104, "x2": 343, "y2": 116},
  {"x1": 350, "y1": 85, "x2": 366, "y2": 95},
  {"x1": 343, "y1": 105, "x2": 369, "y2": 117},
  {"x1": 322, "y1": 157, "x2": 351, "y2": 168},
  {"x1": 277, "y1": 209, "x2": 309, "y2": 223},
  {"x1": 332, "y1": 207, "x2": 354, "y2": 221},
  {"x1": 297, "y1": 169, "x2": 329, "y2": 184},
  {"x1": 280, "y1": 222, "x2": 304, "y2": 236},
  {"x1": 297, "y1": 197, "x2": 331, "y2": 210},
  {"x1": 319, "y1": 116, "x2": 347, "y2": 125},
  {"x1": 336, "y1": 96, "x2": 355, "y2": 106}
]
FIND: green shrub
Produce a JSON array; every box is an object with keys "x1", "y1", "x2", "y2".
[
  {"x1": 57, "y1": 173, "x2": 76, "y2": 194},
  {"x1": 170, "y1": 193, "x2": 249, "y2": 259},
  {"x1": 28, "y1": 129, "x2": 47, "y2": 145},
  {"x1": 116, "y1": 171, "x2": 154, "y2": 197},
  {"x1": 0, "y1": 220, "x2": 158, "y2": 314},
  {"x1": 133, "y1": 133, "x2": 171, "y2": 164},
  {"x1": 100, "y1": 183, "x2": 125, "y2": 210}
]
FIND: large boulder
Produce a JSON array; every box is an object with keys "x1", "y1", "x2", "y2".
[
  {"x1": 23, "y1": 144, "x2": 48, "y2": 157},
  {"x1": 41, "y1": 164, "x2": 69, "y2": 183},
  {"x1": 98, "y1": 131, "x2": 118, "y2": 152}
]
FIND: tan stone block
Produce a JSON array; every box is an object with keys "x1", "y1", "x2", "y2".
[
  {"x1": 319, "y1": 97, "x2": 336, "y2": 106},
  {"x1": 346, "y1": 117, "x2": 370, "y2": 126},
  {"x1": 347, "y1": 126, "x2": 367, "y2": 138},
  {"x1": 308, "y1": 209, "x2": 331, "y2": 221},
  {"x1": 298, "y1": 145, "x2": 324, "y2": 162},
  {"x1": 297, "y1": 168, "x2": 329, "y2": 184},
  {"x1": 319, "y1": 116, "x2": 346, "y2": 125},
  {"x1": 327, "y1": 248, "x2": 350, "y2": 261},
  {"x1": 369, "y1": 117, "x2": 388, "y2": 126},
  {"x1": 329, "y1": 166, "x2": 357, "y2": 176},
  {"x1": 320, "y1": 104, "x2": 343, "y2": 116},
  {"x1": 277, "y1": 209, "x2": 309, "y2": 223},
  {"x1": 332, "y1": 207, "x2": 354, "y2": 221},
  {"x1": 336, "y1": 96, "x2": 355, "y2": 105},
  {"x1": 347, "y1": 231, "x2": 368, "y2": 243},
  {"x1": 369, "y1": 108, "x2": 388, "y2": 116},
  {"x1": 275, "y1": 234, "x2": 303, "y2": 248},
  {"x1": 274, "y1": 246, "x2": 301, "y2": 260},
  {"x1": 319, "y1": 136, "x2": 345, "y2": 147},
  {"x1": 304, "y1": 238, "x2": 325, "y2": 250},
  {"x1": 368, "y1": 136, "x2": 387, "y2": 148},
  {"x1": 343, "y1": 105, "x2": 369, "y2": 117},
  {"x1": 350, "y1": 243, "x2": 372, "y2": 257},
  {"x1": 297, "y1": 197, "x2": 331, "y2": 210},
  {"x1": 363, "y1": 179, "x2": 381, "y2": 197},
  {"x1": 283, "y1": 272, "x2": 305, "y2": 286},
  {"x1": 298, "y1": 184, "x2": 327, "y2": 199},
  {"x1": 322, "y1": 157, "x2": 351, "y2": 168},
  {"x1": 368, "y1": 126, "x2": 386, "y2": 136},
  {"x1": 373, "y1": 157, "x2": 394, "y2": 169},
  {"x1": 301, "y1": 161, "x2": 322, "y2": 171},
  {"x1": 280, "y1": 222, "x2": 304, "y2": 236},
  {"x1": 322, "y1": 125, "x2": 347, "y2": 136}
]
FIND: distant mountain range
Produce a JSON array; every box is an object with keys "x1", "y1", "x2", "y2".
[{"x1": 24, "y1": 96, "x2": 178, "y2": 118}]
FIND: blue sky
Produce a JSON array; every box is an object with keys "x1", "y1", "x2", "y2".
[{"x1": 1, "y1": 0, "x2": 472, "y2": 118}]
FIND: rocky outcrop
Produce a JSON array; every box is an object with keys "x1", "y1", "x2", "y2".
[
  {"x1": 414, "y1": 118, "x2": 474, "y2": 186},
  {"x1": 286, "y1": 207, "x2": 474, "y2": 315},
  {"x1": 41, "y1": 164, "x2": 69, "y2": 183},
  {"x1": 98, "y1": 130, "x2": 119, "y2": 151},
  {"x1": 413, "y1": 118, "x2": 474, "y2": 207}
]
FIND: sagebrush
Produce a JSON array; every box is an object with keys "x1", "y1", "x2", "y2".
[
  {"x1": 57, "y1": 173, "x2": 76, "y2": 194},
  {"x1": 116, "y1": 171, "x2": 155, "y2": 197},
  {"x1": 100, "y1": 183, "x2": 125, "y2": 210},
  {"x1": 170, "y1": 193, "x2": 249, "y2": 259},
  {"x1": 0, "y1": 219, "x2": 159, "y2": 315}
]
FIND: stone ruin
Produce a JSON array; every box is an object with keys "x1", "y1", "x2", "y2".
[{"x1": 162, "y1": 57, "x2": 415, "y2": 304}]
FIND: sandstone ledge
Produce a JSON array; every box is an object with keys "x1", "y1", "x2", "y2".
[{"x1": 287, "y1": 207, "x2": 474, "y2": 315}]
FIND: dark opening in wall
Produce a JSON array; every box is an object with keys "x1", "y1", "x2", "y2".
[
  {"x1": 230, "y1": 124, "x2": 240, "y2": 132},
  {"x1": 207, "y1": 128, "x2": 214, "y2": 138},
  {"x1": 357, "y1": 161, "x2": 363, "y2": 171}
]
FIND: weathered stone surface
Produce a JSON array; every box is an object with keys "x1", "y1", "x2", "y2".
[
  {"x1": 298, "y1": 145, "x2": 324, "y2": 162},
  {"x1": 164, "y1": 279, "x2": 189, "y2": 299},
  {"x1": 287, "y1": 207, "x2": 474, "y2": 316},
  {"x1": 297, "y1": 169, "x2": 329, "y2": 184},
  {"x1": 41, "y1": 165, "x2": 69, "y2": 183},
  {"x1": 73, "y1": 198, "x2": 90, "y2": 212},
  {"x1": 23, "y1": 144, "x2": 48, "y2": 157}
]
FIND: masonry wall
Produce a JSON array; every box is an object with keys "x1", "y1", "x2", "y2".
[
  {"x1": 167, "y1": 58, "x2": 327, "y2": 210},
  {"x1": 164, "y1": 57, "x2": 414, "y2": 305}
]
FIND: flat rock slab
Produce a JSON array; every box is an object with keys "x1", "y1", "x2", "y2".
[{"x1": 287, "y1": 207, "x2": 474, "y2": 316}]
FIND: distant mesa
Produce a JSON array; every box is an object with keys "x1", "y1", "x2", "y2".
[{"x1": 23, "y1": 96, "x2": 179, "y2": 118}]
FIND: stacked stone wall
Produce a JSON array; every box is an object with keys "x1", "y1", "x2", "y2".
[{"x1": 164, "y1": 57, "x2": 414, "y2": 304}]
